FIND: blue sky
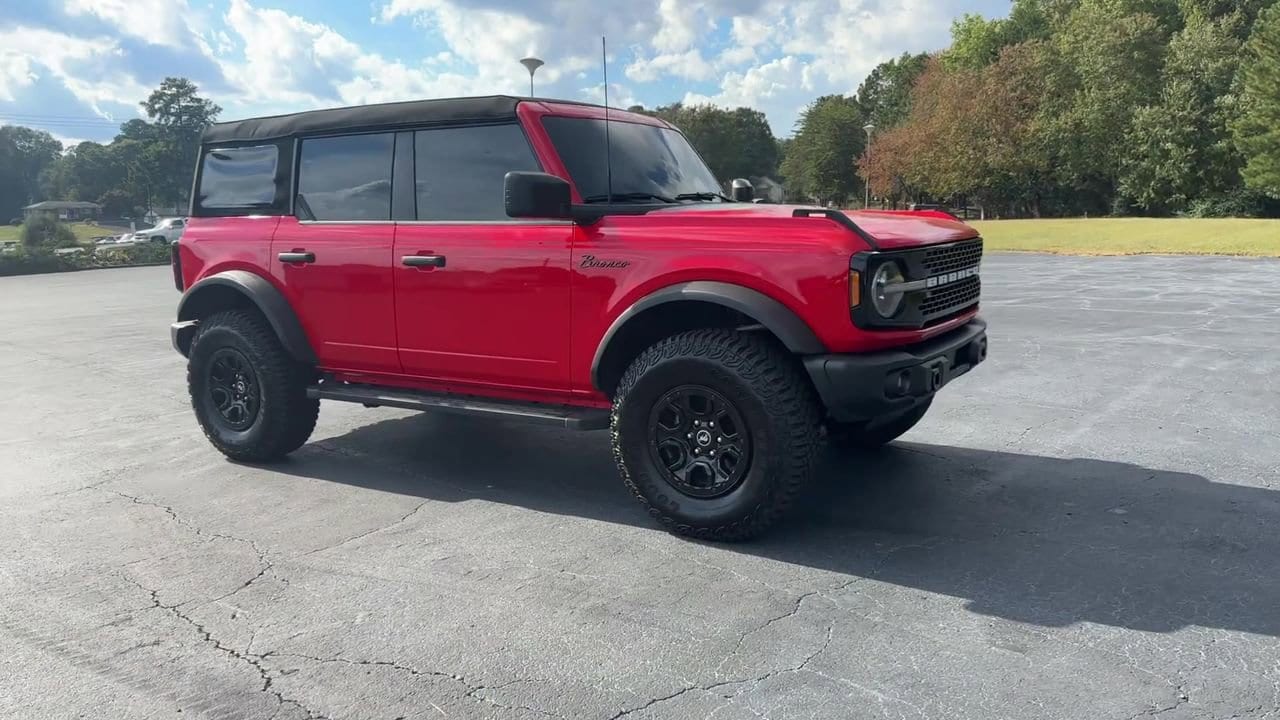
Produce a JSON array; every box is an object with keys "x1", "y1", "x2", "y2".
[{"x1": 0, "y1": 0, "x2": 1013, "y2": 146}]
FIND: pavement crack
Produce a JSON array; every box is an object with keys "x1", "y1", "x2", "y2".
[
  {"x1": 270, "y1": 652, "x2": 562, "y2": 718},
  {"x1": 303, "y1": 500, "x2": 431, "y2": 556},
  {"x1": 120, "y1": 574, "x2": 328, "y2": 720}
]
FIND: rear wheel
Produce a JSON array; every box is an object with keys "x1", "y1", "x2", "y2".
[
  {"x1": 828, "y1": 399, "x2": 932, "y2": 450},
  {"x1": 611, "y1": 329, "x2": 823, "y2": 541},
  {"x1": 187, "y1": 310, "x2": 319, "y2": 462}
]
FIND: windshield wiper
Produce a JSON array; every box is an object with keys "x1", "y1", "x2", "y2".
[
  {"x1": 674, "y1": 191, "x2": 733, "y2": 202},
  {"x1": 582, "y1": 192, "x2": 678, "y2": 204}
]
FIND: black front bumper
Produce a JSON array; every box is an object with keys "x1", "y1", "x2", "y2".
[{"x1": 804, "y1": 319, "x2": 987, "y2": 422}]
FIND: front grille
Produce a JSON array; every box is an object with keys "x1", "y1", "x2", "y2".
[
  {"x1": 923, "y1": 239, "x2": 983, "y2": 277},
  {"x1": 920, "y1": 275, "x2": 981, "y2": 321}
]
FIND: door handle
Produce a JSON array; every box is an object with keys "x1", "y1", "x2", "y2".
[
  {"x1": 402, "y1": 255, "x2": 446, "y2": 268},
  {"x1": 278, "y1": 251, "x2": 315, "y2": 264}
]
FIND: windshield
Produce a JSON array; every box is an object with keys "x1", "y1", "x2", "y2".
[{"x1": 542, "y1": 116, "x2": 723, "y2": 202}]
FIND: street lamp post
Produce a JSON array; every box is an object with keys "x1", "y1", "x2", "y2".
[
  {"x1": 519, "y1": 57, "x2": 544, "y2": 97},
  {"x1": 863, "y1": 123, "x2": 875, "y2": 209}
]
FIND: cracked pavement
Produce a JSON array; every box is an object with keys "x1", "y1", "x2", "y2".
[{"x1": 3, "y1": 255, "x2": 1280, "y2": 719}]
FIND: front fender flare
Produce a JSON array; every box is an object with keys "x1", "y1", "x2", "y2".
[
  {"x1": 590, "y1": 281, "x2": 826, "y2": 391},
  {"x1": 176, "y1": 270, "x2": 317, "y2": 364}
]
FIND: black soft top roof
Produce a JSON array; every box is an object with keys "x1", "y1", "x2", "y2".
[{"x1": 202, "y1": 95, "x2": 609, "y2": 144}]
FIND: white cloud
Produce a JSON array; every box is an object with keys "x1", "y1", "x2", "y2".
[
  {"x1": 63, "y1": 0, "x2": 199, "y2": 48},
  {"x1": 626, "y1": 49, "x2": 715, "y2": 83},
  {"x1": 0, "y1": 51, "x2": 37, "y2": 102},
  {"x1": 0, "y1": 27, "x2": 148, "y2": 115}
]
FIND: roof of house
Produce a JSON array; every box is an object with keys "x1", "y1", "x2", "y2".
[
  {"x1": 203, "y1": 95, "x2": 606, "y2": 144},
  {"x1": 24, "y1": 201, "x2": 101, "y2": 210}
]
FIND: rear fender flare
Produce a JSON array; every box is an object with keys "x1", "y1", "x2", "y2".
[{"x1": 176, "y1": 270, "x2": 316, "y2": 364}]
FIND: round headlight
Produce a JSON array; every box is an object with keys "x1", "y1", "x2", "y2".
[{"x1": 871, "y1": 262, "x2": 906, "y2": 317}]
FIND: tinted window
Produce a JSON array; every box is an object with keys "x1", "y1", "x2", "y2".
[
  {"x1": 198, "y1": 145, "x2": 278, "y2": 208},
  {"x1": 415, "y1": 125, "x2": 540, "y2": 220},
  {"x1": 298, "y1": 134, "x2": 394, "y2": 221},
  {"x1": 542, "y1": 117, "x2": 722, "y2": 202}
]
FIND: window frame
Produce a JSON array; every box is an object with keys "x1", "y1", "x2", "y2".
[
  {"x1": 404, "y1": 121, "x2": 549, "y2": 224},
  {"x1": 189, "y1": 140, "x2": 291, "y2": 218},
  {"x1": 291, "y1": 130, "x2": 399, "y2": 224}
]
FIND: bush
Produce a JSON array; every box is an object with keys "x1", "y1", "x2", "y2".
[
  {"x1": 19, "y1": 215, "x2": 79, "y2": 248},
  {"x1": 0, "y1": 241, "x2": 171, "y2": 277},
  {"x1": 1187, "y1": 193, "x2": 1268, "y2": 218}
]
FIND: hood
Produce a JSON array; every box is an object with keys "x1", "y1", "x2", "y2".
[{"x1": 649, "y1": 203, "x2": 979, "y2": 250}]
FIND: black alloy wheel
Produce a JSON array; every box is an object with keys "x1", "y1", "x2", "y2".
[
  {"x1": 647, "y1": 385, "x2": 752, "y2": 498},
  {"x1": 206, "y1": 347, "x2": 260, "y2": 431}
]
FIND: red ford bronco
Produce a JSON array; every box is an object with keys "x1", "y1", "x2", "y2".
[{"x1": 171, "y1": 96, "x2": 986, "y2": 540}]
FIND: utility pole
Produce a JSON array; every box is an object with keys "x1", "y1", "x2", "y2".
[
  {"x1": 519, "y1": 57, "x2": 544, "y2": 96},
  {"x1": 863, "y1": 123, "x2": 875, "y2": 209}
]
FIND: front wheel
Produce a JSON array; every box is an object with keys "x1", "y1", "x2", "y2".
[
  {"x1": 187, "y1": 310, "x2": 319, "y2": 462},
  {"x1": 611, "y1": 330, "x2": 823, "y2": 541},
  {"x1": 828, "y1": 398, "x2": 932, "y2": 450}
]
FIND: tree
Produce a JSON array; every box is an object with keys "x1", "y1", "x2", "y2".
[
  {"x1": 140, "y1": 78, "x2": 221, "y2": 208},
  {"x1": 781, "y1": 95, "x2": 865, "y2": 205},
  {"x1": 1233, "y1": 3, "x2": 1280, "y2": 197},
  {"x1": 943, "y1": 0, "x2": 1054, "y2": 68},
  {"x1": 0, "y1": 126, "x2": 63, "y2": 221},
  {"x1": 855, "y1": 53, "x2": 929, "y2": 130},
  {"x1": 1120, "y1": 14, "x2": 1247, "y2": 213}
]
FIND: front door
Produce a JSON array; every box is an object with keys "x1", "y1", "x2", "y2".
[
  {"x1": 271, "y1": 132, "x2": 400, "y2": 374},
  {"x1": 393, "y1": 124, "x2": 572, "y2": 394}
]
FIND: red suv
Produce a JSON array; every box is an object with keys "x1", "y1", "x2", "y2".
[{"x1": 171, "y1": 96, "x2": 987, "y2": 540}]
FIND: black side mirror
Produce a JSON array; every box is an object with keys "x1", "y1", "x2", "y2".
[
  {"x1": 505, "y1": 172, "x2": 572, "y2": 220},
  {"x1": 730, "y1": 178, "x2": 754, "y2": 203}
]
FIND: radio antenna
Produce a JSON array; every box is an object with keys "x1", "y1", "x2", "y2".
[{"x1": 602, "y1": 36, "x2": 613, "y2": 205}]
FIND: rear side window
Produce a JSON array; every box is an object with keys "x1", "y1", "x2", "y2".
[
  {"x1": 297, "y1": 133, "x2": 394, "y2": 221},
  {"x1": 415, "y1": 124, "x2": 540, "y2": 220},
  {"x1": 197, "y1": 145, "x2": 278, "y2": 209}
]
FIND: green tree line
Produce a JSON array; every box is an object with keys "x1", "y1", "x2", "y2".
[
  {"x1": 0, "y1": 78, "x2": 219, "y2": 223},
  {"x1": 860, "y1": 0, "x2": 1280, "y2": 217}
]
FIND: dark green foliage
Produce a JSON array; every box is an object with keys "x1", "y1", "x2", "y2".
[
  {"x1": 1233, "y1": 3, "x2": 1280, "y2": 197},
  {"x1": 19, "y1": 215, "x2": 77, "y2": 248},
  {"x1": 639, "y1": 103, "x2": 779, "y2": 183}
]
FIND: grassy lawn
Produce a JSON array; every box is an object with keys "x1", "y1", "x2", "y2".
[
  {"x1": 0, "y1": 222, "x2": 123, "y2": 245},
  {"x1": 970, "y1": 218, "x2": 1280, "y2": 257}
]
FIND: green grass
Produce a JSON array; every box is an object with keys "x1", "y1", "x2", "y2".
[
  {"x1": 970, "y1": 218, "x2": 1280, "y2": 257},
  {"x1": 0, "y1": 222, "x2": 122, "y2": 245}
]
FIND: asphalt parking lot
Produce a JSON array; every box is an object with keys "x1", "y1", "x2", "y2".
[{"x1": 2, "y1": 254, "x2": 1279, "y2": 720}]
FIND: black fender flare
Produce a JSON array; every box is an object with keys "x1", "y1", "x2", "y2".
[
  {"x1": 176, "y1": 270, "x2": 317, "y2": 364},
  {"x1": 590, "y1": 281, "x2": 826, "y2": 391}
]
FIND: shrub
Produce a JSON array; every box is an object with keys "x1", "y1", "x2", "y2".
[
  {"x1": 19, "y1": 215, "x2": 79, "y2": 248},
  {"x1": 1187, "y1": 193, "x2": 1268, "y2": 218}
]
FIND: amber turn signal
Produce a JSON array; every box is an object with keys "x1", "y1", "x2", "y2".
[{"x1": 849, "y1": 270, "x2": 861, "y2": 308}]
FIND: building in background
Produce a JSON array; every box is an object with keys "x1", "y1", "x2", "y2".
[{"x1": 22, "y1": 201, "x2": 102, "y2": 222}]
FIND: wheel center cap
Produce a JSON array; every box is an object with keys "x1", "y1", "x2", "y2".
[
  {"x1": 235, "y1": 381, "x2": 246, "y2": 393},
  {"x1": 695, "y1": 429, "x2": 712, "y2": 446}
]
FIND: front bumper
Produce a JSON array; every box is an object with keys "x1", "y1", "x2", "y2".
[
  {"x1": 804, "y1": 319, "x2": 987, "y2": 422},
  {"x1": 171, "y1": 320, "x2": 198, "y2": 357}
]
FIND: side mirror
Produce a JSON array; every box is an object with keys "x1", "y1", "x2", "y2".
[
  {"x1": 730, "y1": 178, "x2": 754, "y2": 203},
  {"x1": 505, "y1": 172, "x2": 572, "y2": 220}
]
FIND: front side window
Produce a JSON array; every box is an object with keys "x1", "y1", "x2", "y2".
[
  {"x1": 298, "y1": 133, "x2": 394, "y2": 221},
  {"x1": 415, "y1": 124, "x2": 541, "y2": 220},
  {"x1": 541, "y1": 117, "x2": 722, "y2": 202},
  {"x1": 198, "y1": 145, "x2": 278, "y2": 209}
]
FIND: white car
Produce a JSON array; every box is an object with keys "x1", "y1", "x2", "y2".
[{"x1": 130, "y1": 217, "x2": 187, "y2": 244}]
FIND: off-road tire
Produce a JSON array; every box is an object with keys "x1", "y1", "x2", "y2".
[
  {"x1": 187, "y1": 309, "x2": 319, "y2": 462},
  {"x1": 611, "y1": 329, "x2": 823, "y2": 541},
  {"x1": 828, "y1": 399, "x2": 932, "y2": 450}
]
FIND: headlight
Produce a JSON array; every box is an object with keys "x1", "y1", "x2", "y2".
[{"x1": 871, "y1": 262, "x2": 906, "y2": 317}]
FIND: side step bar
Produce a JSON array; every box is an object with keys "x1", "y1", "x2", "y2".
[{"x1": 307, "y1": 383, "x2": 611, "y2": 431}]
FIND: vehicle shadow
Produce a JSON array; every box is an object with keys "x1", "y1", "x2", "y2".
[{"x1": 281, "y1": 412, "x2": 1280, "y2": 638}]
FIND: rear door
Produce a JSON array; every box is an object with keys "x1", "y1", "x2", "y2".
[
  {"x1": 393, "y1": 123, "x2": 573, "y2": 393},
  {"x1": 271, "y1": 132, "x2": 400, "y2": 374}
]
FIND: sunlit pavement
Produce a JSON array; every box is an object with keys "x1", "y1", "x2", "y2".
[{"x1": 2, "y1": 257, "x2": 1278, "y2": 720}]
